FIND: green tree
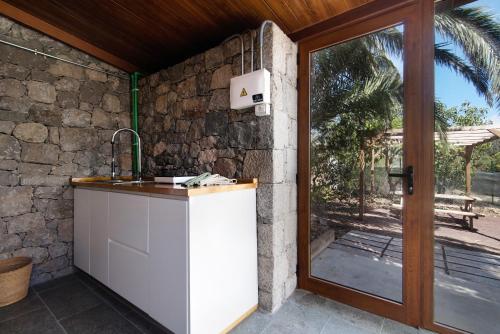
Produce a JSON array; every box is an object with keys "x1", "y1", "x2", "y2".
[
  {"x1": 310, "y1": 4, "x2": 499, "y2": 217},
  {"x1": 311, "y1": 29, "x2": 403, "y2": 219},
  {"x1": 434, "y1": 101, "x2": 494, "y2": 193}
]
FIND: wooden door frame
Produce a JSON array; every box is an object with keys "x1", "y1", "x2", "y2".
[
  {"x1": 297, "y1": 0, "x2": 439, "y2": 329},
  {"x1": 419, "y1": 1, "x2": 468, "y2": 332}
]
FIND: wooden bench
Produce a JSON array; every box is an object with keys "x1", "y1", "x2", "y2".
[{"x1": 391, "y1": 204, "x2": 484, "y2": 230}]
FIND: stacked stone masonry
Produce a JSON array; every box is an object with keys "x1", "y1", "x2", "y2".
[
  {"x1": 0, "y1": 16, "x2": 132, "y2": 285},
  {"x1": 138, "y1": 23, "x2": 298, "y2": 312}
]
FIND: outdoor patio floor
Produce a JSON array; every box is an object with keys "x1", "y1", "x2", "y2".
[
  {"x1": 312, "y1": 230, "x2": 500, "y2": 334},
  {"x1": 314, "y1": 207, "x2": 500, "y2": 253}
]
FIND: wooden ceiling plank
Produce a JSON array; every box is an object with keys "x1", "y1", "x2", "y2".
[
  {"x1": 0, "y1": 0, "x2": 139, "y2": 72},
  {"x1": 256, "y1": 0, "x2": 292, "y2": 33},
  {"x1": 32, "y1": 0, "x2": 164, "y2": 67},
  {"x1": 1, "y1": 0, "x2": 380, "y2": 72},
  {"x1": 2, "y1": 0, "x2": 154, "y2": 70},
  {"x1": 289, "y1": 0, "x2": 406, "y2": 41}
]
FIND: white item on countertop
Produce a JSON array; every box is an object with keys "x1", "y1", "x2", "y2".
[
  {"x1": 198, "y1": 174, "x2": 236, "y2": 186},
  {"x1": 154, "y1": 176, "x2": 196, "y2": 184}
]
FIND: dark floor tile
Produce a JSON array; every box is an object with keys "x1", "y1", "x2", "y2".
[
  {"x1": 33, "y1": 273, "x2": 80, "y2": 293},
  {"x1": 0, "y1": 290, "x2": 44, "y2": 323},
  {"x1": 126, "y1": 310, "x2": 174, "y2": 334},
  {"x1": 75, "y1": 271, "x2": 133, "y2": 314},
  {"x1": 0, "y1": 307, "x2": 65, "y2": 334},
  {"x1": 85, "y1": 281, "x2": 135, "y2": 316},
  {"x1": 39, "y1": 279, "x2": 102, "y2": 320},
  {"x1": 60, "y1": 303, "x2": 142, "y2": 334},
  {"x1": 75, "y1": 269, "x2": 100, "y2": 287}
]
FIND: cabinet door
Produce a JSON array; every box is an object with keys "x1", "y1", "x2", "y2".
[
  {"x1": 89, "y1": 191, "x2": 109, "y2": 285},
  {"x1": 189, "y1": 189, "x2": 258, "y2": 334},
  {"x1": 74, "y1": 188, "x2": 91, "y2": 273},
  {"x1": 149, "y1": 197, "x2": 189, "y2": 334},
  {"x1": 109, "y1": 192, "x2": 149, "y2": 253},
  {"x1": 108, "y1": 240, "x2": 149, "y2": 312}
]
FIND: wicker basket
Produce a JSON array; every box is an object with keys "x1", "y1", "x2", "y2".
[{"x1": 0, "y1": 257, "x2": 32, "y2": 307}]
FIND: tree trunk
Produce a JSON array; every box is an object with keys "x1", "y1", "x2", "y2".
[
  {"x1": 370, "y1": 146, "x2": 375, "y2": 194},
  {"x1": 359, "y1": 140, "x2": 366, "y2": 220},
  {"x1": 385, "y1": 145, "x2": 395, "y2": 192},
  {"x1": 465, "y1": 145, "x2": 473, "y2": 195}
]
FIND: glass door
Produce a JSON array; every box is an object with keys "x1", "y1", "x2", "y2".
[
  {"x1": 308, "y1": 23, "x2": 406, "y2": 303},
  {"x1": 298, "y1": 1, "x2": 433, "y2": 326},
  {"x1": 426, "y1": 1, "x2": 500, "y2": 333}
]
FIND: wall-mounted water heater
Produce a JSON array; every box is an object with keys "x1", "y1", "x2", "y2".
[
  {"x1": 230, "y1": 69, "x2": 270, "y2": 115},
  {"x1": 229, "y1": 21, "x2": 273, "y2": 116}
]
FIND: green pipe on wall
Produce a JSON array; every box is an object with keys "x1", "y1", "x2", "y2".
[{"x1": 130, "y1": 72, "x2": 140, "y2": 176}]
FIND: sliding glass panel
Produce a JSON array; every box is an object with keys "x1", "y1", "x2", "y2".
[
  {"x1": 309, "y1": 24, "x2": 405, "y2": 302},
  {"x1": 433, "y1": 0, "x2": 500, "y2": 332}
]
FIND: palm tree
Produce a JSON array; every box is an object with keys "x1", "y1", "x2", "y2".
[
  {"x1": 435, "y1": 6, "x2": 499, "y2": 108},
  {"x1": 310, "y1": 4, "x2": 499, "y2": 220},
  {"x1": 313, "y1": 5, "x2": 499, "y2": 137},
  {"x1": 311, "y1": 31, "x2": 403, "y2": 219}
]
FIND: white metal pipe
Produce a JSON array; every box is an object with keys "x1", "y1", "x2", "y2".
[
  {"x1": 223, "y1": 34, "x2": 244, "y2": 74},
  {"x1": 244, "y1": 29, "x2": 254, "y2": 72},
  {"x1": 0, "y1": 38, "x2": 128, "y2": 79},
  {"x1": 259, "y1": 20, "x2": 273, "y2": 70}
]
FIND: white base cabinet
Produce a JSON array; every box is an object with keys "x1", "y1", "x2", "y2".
[{"x1": 74, "y1": 187, "x2": 257, "y2": 334}]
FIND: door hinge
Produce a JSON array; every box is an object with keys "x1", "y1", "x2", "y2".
[{"x1": 296, "y1": 78, "x2": 299, "y2": 89}]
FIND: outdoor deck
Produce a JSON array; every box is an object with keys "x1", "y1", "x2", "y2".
[
  {"x1": 313, "y1": 207, "x2": 500, "y2": 253},
  {"x1": 312, "y1": 230, "x2": 500, "y2": 334}
]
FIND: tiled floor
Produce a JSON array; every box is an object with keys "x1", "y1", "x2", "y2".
[
  {"x1": 0, "y1": 271, "x2": 437, "y2": 334},
  {"x1": 231, "y1": 290, "x2": 437, "y2": 334},
  {"x1": 0, "y1": 271, "x2": 173, "y2": 334}
]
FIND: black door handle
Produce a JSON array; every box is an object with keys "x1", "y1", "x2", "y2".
[{"x1": 389, "y1": 166, "x2": 414, "y2": 195}]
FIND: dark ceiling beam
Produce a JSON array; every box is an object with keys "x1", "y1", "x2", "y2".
[
  {"x1": 289, "y1": 0, "x2": 415, "y2": 42},
  {"x1": 0, "y1": 0, "x2": 139, "y2": 73}
]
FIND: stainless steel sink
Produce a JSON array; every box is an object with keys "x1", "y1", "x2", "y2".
[
  {"x1": 92, "y1": 179, "x2": 154, "y2": 185},
  {"x1": 92, "y1": 179, "x2": 126, "y2": 184},
  {"x1": 119, "y1": 180, "x2": 154, "y2": 185}
]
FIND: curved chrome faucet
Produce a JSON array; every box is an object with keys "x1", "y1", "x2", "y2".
[{"x1": 111, "y1": 128, "x2": 141, "y2": 181}]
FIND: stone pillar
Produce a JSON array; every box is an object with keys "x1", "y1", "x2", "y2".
[{"x1": 251, "y1": 23, "x2": 298, "y2": 312}]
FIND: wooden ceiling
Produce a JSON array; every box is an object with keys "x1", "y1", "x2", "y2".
[{"x1": 0, "y1": 0, "x2": 374, "y2": 73}]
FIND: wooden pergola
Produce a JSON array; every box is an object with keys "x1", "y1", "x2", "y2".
[{"x1": 386, "y1": 125, "x2": 500, "y2": 194}]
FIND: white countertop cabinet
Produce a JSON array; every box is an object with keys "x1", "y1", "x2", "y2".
[{"x1": 73, "y1": 186, "x2": 258, "y2": 334}]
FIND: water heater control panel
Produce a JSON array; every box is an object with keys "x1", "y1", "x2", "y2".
[{"x1": 230, "y1": 69, "x2": 271, "y2": 116}]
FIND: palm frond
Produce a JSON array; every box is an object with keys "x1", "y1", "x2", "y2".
[
  {"x1": 367, "y1": 28, "x2": 404, "y2": 57},
  {"x1": 435, "y1": 7, "x2": 500, "y2": 106},
  {"x1": 434, "y1": 101, "x2": 450, "y2": 141},
  {"x1": 434, "y1": 43, "x2": 492, "y2": 103}
]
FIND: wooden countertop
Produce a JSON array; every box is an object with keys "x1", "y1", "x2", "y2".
[{"x1": 70, "y1": 176, "x2": 258, "y2": 197}]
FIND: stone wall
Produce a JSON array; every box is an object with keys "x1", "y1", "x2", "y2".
[
  {"x1": 0, "y1": 16, "x2": 132, "y2": 284},
  {"x1": 138, "y1": 23, "x2": 297, "y2": 312}
]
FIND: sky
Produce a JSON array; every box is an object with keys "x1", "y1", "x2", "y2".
[
  {"x1": 389, "y1": 0, "x2": 498, "y2": 124},
  {"x1": 435, "y1": 0, "x2": 499, "y2": 124}
]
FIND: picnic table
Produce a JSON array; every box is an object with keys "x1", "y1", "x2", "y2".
[{"x1": 392, "y1": 191, "x2": 483, "y2": 230}]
